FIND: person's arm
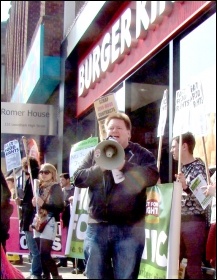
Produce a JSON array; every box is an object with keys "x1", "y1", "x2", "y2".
[
  {"x1": 68, "y1": 195, "x2": 74, "y2": 204},
  {"x1": 175, "y1": 172, "x2": 189, "y2": 190},
  {"x1": 121, "y1": 149, "x2": 159, "y2": 188},
  {"x1": 74, "y1": 147, "x2": 159, "y2": 190},
  {"x1": 74, "y1": 150, "x2": 105, "y2": 188},
  {"x1": 201, "y1": 182, "x2": 216, "y2": 197},
  {"x1": 41, "y1": 184, "x2": 64, "y2": 214},
  {"x1": 177, "y1": 160, "x2": 207, "y2": 194}
]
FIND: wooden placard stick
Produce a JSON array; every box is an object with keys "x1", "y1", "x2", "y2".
[
  {"x1": 22, "y1": 136, "x2": 34, "y2": 193},
  {"x1": 202, "y1": 136, "x2": 211, "y2": 185}
]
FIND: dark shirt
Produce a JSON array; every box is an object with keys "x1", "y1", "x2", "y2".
[
  {"x1": 74, "y1": 141, "x2": 159, "y2": 225},
  {"x1": 40, "y1": 183, "x2": 64, "y2": 222},
  {"x1": 181, "y1": 158, "x2": 207, "y2": 217},
  {"x1": 20, "y1": 168, "x2": 39, "y2": 231},
  {"x1": 61, "y1": 185, "x2": 75, "y2": 228}
]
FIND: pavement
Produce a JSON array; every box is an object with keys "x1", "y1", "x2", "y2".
[{"x1": 13, "y1": 255, "x2": 87, "y2": 279}]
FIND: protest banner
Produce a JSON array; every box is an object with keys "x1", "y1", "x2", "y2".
[
  {"x1": 172, "y1": 87, "x2": 192, "y2": 138},
  {"x1": 4, "y1": 139, "x2": 22, "y2": 205},
  {"x1": 27, "y1": 138, "x2": 40, "y2": 163},
  {"x1": 157, "y1": 89, "x2": 168, "y2": 171},
  {"x1": 188, "y1": 80, "x2": 210, "y2": 183},
  {"x1": 189, "y1": 81, "x2": 207, "y2": 137},
  {"x1": 69, "y1": 137, "x2": 99, "y2": 178},
  {"x1": 4, "y1": 139, "x2": 22, "y2": 172},
  {"x1": 94, "y1": 93, "x2": 118, "y2": 141},
  {"x1": 138, "y1": 183, "x2": 174, "y2": 279},
  {"x1": 66, "y1": 137, "x2": 98, "y2": 257},
  {"x1": 157, "y1": 90, "x2": 168, "y2": 138},
  {"x1": 173, "y1": 81, "x2": 210, "y2": 181},
  {"x1": 66, "y1": 188, "x2": 89, "y2": 259}
]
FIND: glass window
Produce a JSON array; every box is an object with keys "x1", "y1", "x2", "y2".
[
  {"x1": 125, "y1": 46, "x2": 169, "y2": 183},
  {"x1": 180, "y1": 13, "x2": 216, "y2": 168},
  {"x1": 77, "y1": 110, "x2": 97, "y2": 141}
]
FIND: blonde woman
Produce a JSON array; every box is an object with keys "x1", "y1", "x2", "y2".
[{"x1": 32, "y1": 163, "x2": 64, "y2": 279}]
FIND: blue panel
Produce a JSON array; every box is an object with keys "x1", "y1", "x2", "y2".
[{"x1": 27, "y1": 56, "x2": 61, "y2": 104}]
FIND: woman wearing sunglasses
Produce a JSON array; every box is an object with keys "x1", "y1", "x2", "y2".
[{"x1": 32, "y1": 163, "x2": 64, "y2": 279}]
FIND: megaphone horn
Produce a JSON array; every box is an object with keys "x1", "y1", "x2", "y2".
[{"x1": 94, "y1": 139, "x2": 125, "y2": 170}]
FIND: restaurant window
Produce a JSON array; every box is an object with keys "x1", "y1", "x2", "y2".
[
  {"x1": 125, "y1": 45, "x2": 169, "y2": 183},
  {"x1": 179, "y1": 13, "x2": 216, "y2": 168}
]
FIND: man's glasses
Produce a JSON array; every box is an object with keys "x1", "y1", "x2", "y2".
[{"x1": 39, "y1": 170, "x2": 51, "y2": 175}]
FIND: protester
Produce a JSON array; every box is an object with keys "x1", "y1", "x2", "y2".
[
  {"x1": 202, "y1": 170, "x2": 216, "y2": 269},
  {"x1": 56, "y1": 172, "x2": 74, "y2": 268},
  {"x1": 73, "y1": 112, "x2": 159, "y2": 279},
  {"x1": 32, "y1": 163, "x2": 64, "y2": 279},
  {"x1": 5, "y1": 175, "x2": 24, "y2": 200},
  {"x1": 15, "y1": 156, "x2": 43, "y2": 279},
  {"x1": 170, "y1": 131, "x2": 209, "y2": 279},
  {"x1": 57, "y1": 172, "x2": 86, "y2": 275},
  {"x1": 1, "y1": 169, "x2": 25, "y2": 279}
]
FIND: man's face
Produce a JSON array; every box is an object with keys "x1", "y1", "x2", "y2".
[
  {"x1": 170, "y1": 139, "x2": 179, "y2": 161},
  {"x1": 59, "y1": 177, "x2": 69, "y2": 188},
  {"x1": 106, "y1": 118, "x2": 131, "y2": 149}
]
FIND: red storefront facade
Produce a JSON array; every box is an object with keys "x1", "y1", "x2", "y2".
[{"x1": 62, "y1": 1, "x2": 216, "y2": 181}]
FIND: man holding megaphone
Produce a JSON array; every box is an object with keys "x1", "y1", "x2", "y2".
[{"x1": 73, "y1": 112, "x2": 159, "y2": 279}]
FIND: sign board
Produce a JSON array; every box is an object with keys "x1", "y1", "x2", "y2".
[
  {"x1": 69, "y1": 137, "x2": 98, "y2": 178},
  {"x1": 172, "y1": 87, "x2": 192, "y2": 137},
  {"x1": 189, "y1": 81, "x2": 208, "y2": 136},
  {"x1": 4, "y1": 139, "x2": 22, "y2": 171},
  {"x1": 94, "y1": 93, "x2": 118, "y2": 141},
  {"x1": 157, "y1": 90, "x2": 168, "y2": 137},
  {"x1": 1, "y1": 102, "x2": 57, "y2": 135}
]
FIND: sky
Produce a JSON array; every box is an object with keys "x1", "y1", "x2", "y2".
[{"x1": 1, "y1": 1, "x2": 11, "y2": 22}]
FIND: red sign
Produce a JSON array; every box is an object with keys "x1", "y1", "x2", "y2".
[{"x1": 76, "y1": 1, "x2": 212, "y2": 116}]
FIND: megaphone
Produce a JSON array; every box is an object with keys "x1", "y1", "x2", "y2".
[{"x1": 94, "y1": 139, "x2": 125, "y2": 170}]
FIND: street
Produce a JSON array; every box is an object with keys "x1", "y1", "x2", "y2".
[{"x1": 13, "y1": 255, "x2": 87, "y2": 279}]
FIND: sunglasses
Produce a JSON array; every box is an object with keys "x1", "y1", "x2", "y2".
[{"x1": 39, "y1": 170, "x2": 51, "y2": 175}]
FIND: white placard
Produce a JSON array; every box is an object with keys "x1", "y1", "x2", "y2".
[
  {"x1": 4, "y1": 139, "x2": 22, "y2": 171},
  {"x1": 190, "y1": 174, "x2": 212, "y2": 209},
  {"x1": 157, "y1": 89, "x2": 168, "y2": 137},
  {"x1": 189, "y1": 81, "x2": 208, "y2": 136},
  {"x1": 173, "y1": 87, "x2": 192, "y2": 137}
]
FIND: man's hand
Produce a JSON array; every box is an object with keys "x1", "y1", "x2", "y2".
[
  {"x1": 175, "y1": 172, "x2": 188, "y2": 190},
  {"x1": 201, "y1": 183, "x2": 216, "y2": 197}
]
